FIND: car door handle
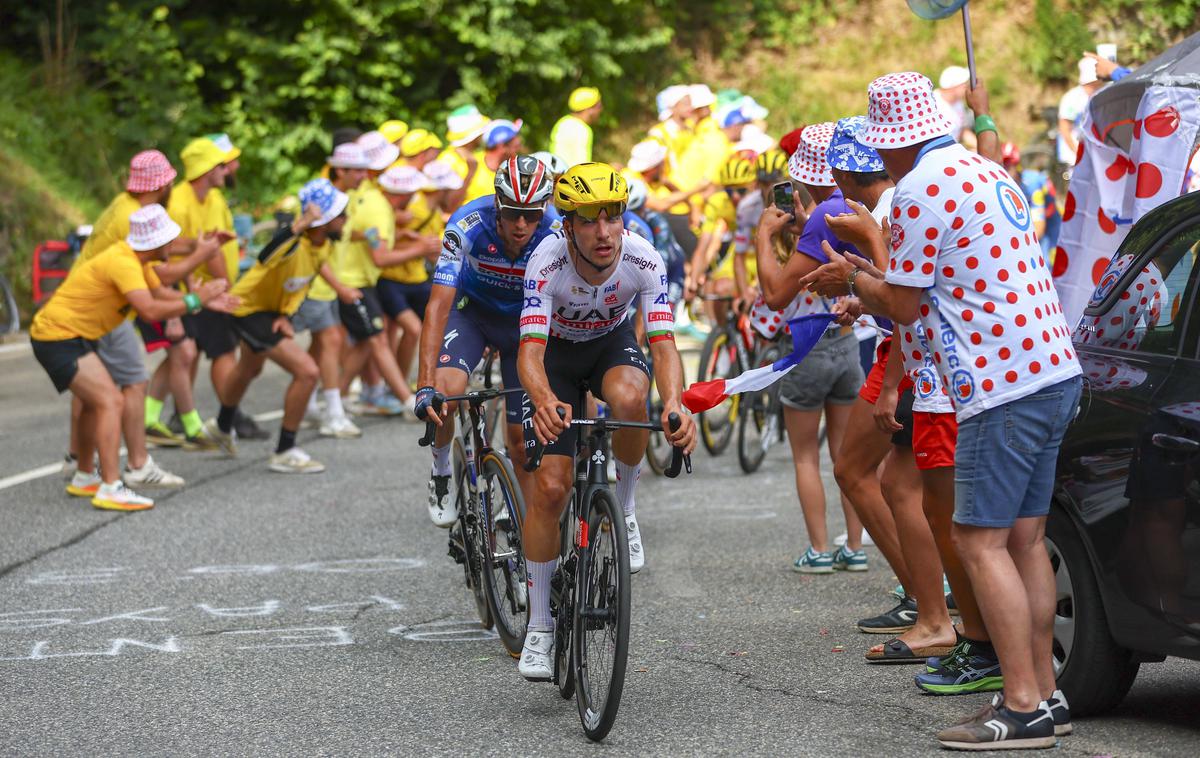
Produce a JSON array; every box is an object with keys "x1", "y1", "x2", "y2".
[{"x1": 1151, "y1": 433, "x2": 1200, "y2": 453}]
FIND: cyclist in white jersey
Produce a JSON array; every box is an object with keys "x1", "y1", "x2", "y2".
[{"x1": 515, "y1": 162, "x2": 696, "y2": 681}]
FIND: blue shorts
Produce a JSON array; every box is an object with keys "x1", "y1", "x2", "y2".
[
  {"x1": 439, "y1": 302, "x2": 523, "y2": 423},
  {"x1": 953, "y1": 376, "x2": 1082, "y2": 528},
  {"x1": 377, "y1": 278, "x2": 432, "y2": 319}
]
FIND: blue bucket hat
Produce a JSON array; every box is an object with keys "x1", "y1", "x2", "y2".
[
  {"x1": 298, "y1": 178, "x2": 349, "y2": 227},
  {"x1": 484, "y1": 119, "x2": 523, "y2": 149},
  {"x1": 825, "y1": 116, "x2": 885, "y2": 173},
  {"x1": 719, "y1": 107, "x2": 753, "y2": 129}
]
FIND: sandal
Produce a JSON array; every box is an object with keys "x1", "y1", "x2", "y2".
[{"x1": 864, "y1": 636, "x2": 956, "y2": 664}]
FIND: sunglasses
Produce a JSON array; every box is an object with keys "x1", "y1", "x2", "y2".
[
  {"x1": 725, "y1": 187, "x2": 750, "y2": 198},
  {"x1": 572, "y1": 201, "x2": 627, "y2": 221},
  {"x1": 498, "y1": 202, "x2": 545, "y2": 223}
]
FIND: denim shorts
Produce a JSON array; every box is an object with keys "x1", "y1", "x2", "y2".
[
  {"x1": 291, "y1": 297, "x2": 339, "y2": 334},
  {"x1": 779, "y1": 331, "x2": 864, "y2": 411},
  {"x1": 953, "y1": 376, "x2": 1082, "y2": 528}
]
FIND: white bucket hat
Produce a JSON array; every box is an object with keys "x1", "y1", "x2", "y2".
[
  {"x1": 357, "y1": 130, "x2": 402, "y2": 171},
  {"x1": 422, "y1": 160, "x2": 465, "y2": 190},
  {"x1": 127, "y1": 204, "x2": 182, "y2": 251},
  {"x1": 379, "y1": 165, "x2": 430, "y2": 195},
  {"x1": 328, "y1": 143, "x2": 372, "y2": 169},
  {"x1": 858, "y1": 72, "x2": 954, "y2": 149},
  {"x1": 628, "y1": 140, "x2": 669, "y2": 173},
  {"x1": 787, "y1": 123, "x2": 837, "y2": 187},
  {"x1": 689, "y1": 83, "x2": 717, "y2": 109}
]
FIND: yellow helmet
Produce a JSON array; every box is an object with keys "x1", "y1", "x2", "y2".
[
  {"x1": 718, "y1": 156, "x2": 755, "y2": 188},
  {"x1": 755, "y1": 148, "x2": 789, "y2": 183},
  {"x1": 554, "y1": 162, "x2": 629, "y2": 219}
]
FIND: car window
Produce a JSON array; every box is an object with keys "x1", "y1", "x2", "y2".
[{"x1": 1075, "y1": 224, "x2": 1200, "y2": 356}]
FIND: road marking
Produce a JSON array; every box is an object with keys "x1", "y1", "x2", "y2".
[
  {"x1": 0, "y1": 341, "x2": 31, "y2": 356},
  {"x1": 0, "y1": 410, "x2": 284, "y2": 493}
]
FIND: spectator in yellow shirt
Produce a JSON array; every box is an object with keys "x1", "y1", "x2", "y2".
[
  {"x1": 549, "y1": 86, "x2": 602, "y2": 167},
  {"x1": 625, "y1": 139, "x2": 710, "y2": 266},
  {"x1": 648, "y1": 85, "x2": 695, "y2": 171},
  {"x1": 463, "y1": 119, "x2": 524, "y2": 203}
]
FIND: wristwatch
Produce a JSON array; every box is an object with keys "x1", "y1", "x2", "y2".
[{"x1": 847, "y1": 268, "x2": 861, "y2": 298}]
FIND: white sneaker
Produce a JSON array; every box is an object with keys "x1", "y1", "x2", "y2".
[
  {"x1": 66, "y1": 469, "x2": 101, "y2": 497},
  {"x1": 320, "y1": 414, "x2": 362, "y2": 439},
  {"x1": 268, "y1": 446, "x2": 326, "y2": 474},
  {"x1": 203, "y1": 418, "x2": 238, "y2": 457},
  {"x1": 91, "y1": 481, "x2": 154, "y2": 511},
  {"x1": 518, "y1": 630, "x2": 553, "y2": 681},
  {"x1": 834, "y1": 531, "x2": 875, "y2": 547},
  {"x1": 626, "y1": 515, "x2": 645, "y2": 573},
  {"x1": 428, "y1": 475, "x2": 456, "y2": 527},
  {"x1": 124, "y1": 455, "x2": 185, "y2": 488}
]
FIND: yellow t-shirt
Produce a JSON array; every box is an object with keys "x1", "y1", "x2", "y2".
[
  {"x1": 648, "y1": 120, "x2": 693, "y2": 172},
  {"x1": 331, "y1": 181, "x2": 395, "y2": 289},
  {"x1": 77, "y1": 192, "x2": 142, "y2": 265},
  {"x1": 464, "y1": 155, "x2": 497, "y2": 203},
  {"x1": 167, "y1": 182, "x2": 240, "y2": 283},
  {"x1": 677, "y1": 119, "x2": 732, "y2": 190},
  {"x1": 379, "y1": 192, "x2": 440, "y2": 285},
  {"x1": 625, "y1": 167, "x2": 690, "y2": 216},
  {"x1": 31, "y1": 241, "x2": 162, "y2": 341},
  {"x1": 701, "y1": 192, "x2": 737, "y2": 237},
  {"x1": 232, "y1": 235, "x2": 331, "y2": 317},
  {"x1": 438, "y1": 148, "x2": 471, "y2": 180}
]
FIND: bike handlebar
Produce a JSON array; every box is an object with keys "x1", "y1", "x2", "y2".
[
  {"x1": 524, "y1": 409, "x2": 692, "y2": 477},
  {"x1": 417, "y1": 395, "x2": 444, "y2": 447}
]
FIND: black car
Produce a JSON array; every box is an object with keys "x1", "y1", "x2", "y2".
[{"x1": 1050, "y1": 190, "x2": 1200, "y2": 715}]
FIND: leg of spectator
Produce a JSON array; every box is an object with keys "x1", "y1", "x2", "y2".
[
  {"x1": 395, "y1": 308, "x2": 422, "y2": 382},
  {"x1": 1008, "y1": 515, "x2": 1057, "y2": 699},
  {"x1": 70, "y1": 354, "x2": 123, "y2": 484},
  {"x1": 121, "y1": 381, "x2": 149, "y2": 470},
  {"x1": 783, "y1": 406, "x2": 830, "y2": 553},
  {"x1": 922, "y1": 466, "x2": 988, "y2": 640},
  {"x1": 824, "y1": 401, "x2": 863, "y2": 550}
]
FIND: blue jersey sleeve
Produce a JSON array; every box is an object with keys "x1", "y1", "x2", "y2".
[
  {"x1": 433, "y1": 197, "x2": 493, "y2": 289},
  {"x1": 623, "y1": 211, "x2": 654, "y2": 244}
]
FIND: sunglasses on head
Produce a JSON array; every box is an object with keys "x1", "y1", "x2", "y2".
[
  {"x1": 572, "y1": 201, "x2": 627, "y2": 221},
  {"x1": 497, "y1": 202, "x2": 545, "y2": 223}
]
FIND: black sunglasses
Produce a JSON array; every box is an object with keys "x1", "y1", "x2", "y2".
[{"x1": 498, "y1": 204, "x2": 545, "y2": 223}]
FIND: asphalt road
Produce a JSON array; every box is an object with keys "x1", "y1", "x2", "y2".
[{"x1": 1, "y1": 340, "x2": 1197, "y2": 756}]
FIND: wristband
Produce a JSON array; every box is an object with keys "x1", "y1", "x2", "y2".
[
  {"x1": 183, "y1": 292, "x2": 202, "y2": 315},
  {"x1": 973, "y1": 114, "x2": 997, "y2": 136}
]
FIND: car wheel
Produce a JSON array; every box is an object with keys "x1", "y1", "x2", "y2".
[{"x1": 1046, "y1": 507, "x2": 1140, "y2": 716}]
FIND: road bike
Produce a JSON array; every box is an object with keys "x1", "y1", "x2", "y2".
[
  {"x1": 642, "y1": 343, "x2": 687, "y2": 476},
  {"x1": 419, "y1": 386, "x2": 528, "y2": 655},
  {"x1": 525, "y1": 394, "x2": 690, "y2": 742},
  {"x1": 695, "y1": 295, "x2": 757, "y2": 456},
  {"x1": 736, "y1": 334, "x2": 787, "y2": 474}
]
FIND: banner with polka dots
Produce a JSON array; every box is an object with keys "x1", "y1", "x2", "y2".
[{"x1": 1052, "y1": 86, "x2": 1200, "y2": 327}]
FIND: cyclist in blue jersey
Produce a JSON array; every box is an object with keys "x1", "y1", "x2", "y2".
[
  {"x1": 414, "y1": 155, "x2": 561, "y2": 526},
  {"x1": 622, "y1": 206, "x2": 654, "y2": 245}
]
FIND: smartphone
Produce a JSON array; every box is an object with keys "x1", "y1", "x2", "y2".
[{"x1": 772, "y1": 181, "x2": 795, "y2": 219}]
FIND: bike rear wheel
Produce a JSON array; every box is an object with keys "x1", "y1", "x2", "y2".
[
  {"x1": 453, "y1": 439, "x2": 493, "y2": 629},
  {"x1": 572, "y1": 487, "x2": 630, "y2": 742},
  {"x1": 479, "y1": 451, "x2": 527, "y2": 657},
  {"x1": 697, "y1": 329, "x2": 737, "y2": 456},
  {"x1": 737, "y1": 344, "x2": 783, "y2": 473}
]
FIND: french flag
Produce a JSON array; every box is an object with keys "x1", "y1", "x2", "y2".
[{"x1": 683, "y1": 313, "x2": 837, "y2": 413}]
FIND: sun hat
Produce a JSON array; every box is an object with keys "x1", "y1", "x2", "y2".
[
  {"x1": 628, "y1": 140, "x2": 669, "y2": 173},
  {"x1": 207, "y1": 133, "x2": 241, "y2": 162},
  {"x1": 689, "y1": 83, "x2": 717, "y2": 109},
  {"x1": 126, "y1": 150, "x2": 177, "y2": 193},
  {"x1": 825, "y1": 116, "x2": 885, "y2": 173},
  {"x1": 379, "y1": 119, "x2": 410, "y2": 144},
  {"x1": 483, "y1": 119, "x2": 523, "y2": 149},
  {"x1": 422, "y1": 160, "x2": 464, "y2": 190},
  {"x1": 788, "y1": 122, "x2": 837, "y2": 187},
  {"x1": 858, "y1": 72, "x2": 954, "y2": 149},
  {"x1": 357, "y1": 130, "x2": 402, "y2": 171},
  {"x1": 568, "y1": 87, "x2": 601, "y2": 112},
  {"x1": 181, "y1": 138, "x2": 229, "y2": 181},
  {"x1": 378, "y1": 165, "x2": 429, "y2": 195},
  {"x1": 446, "y1": 105, "x2": 490, "y2": 147},
  {"x1": 327, "y1": 143, "x2": 371, "y2": 169},
  {"x1": 656, "y1": 85, "x2": 690, "y2": 120},
  {"x1": 399, "y1": 128, "x2": 444, "y2": 158},
  {"x1": 938, "y1": 66, "x2": 970, "y2": 90},
  {"x1": 297, "y1": 178, "x2": 350, "y2": 227},
  {"x1": 126, "y1": 204, "x2": 182, "y2": 251},
  {"x1": 739, "y1": 95, "x2": 770, "y2": 121},
  {"x1": 733, "y1": 124, "x2": 776, "y2": 157}
]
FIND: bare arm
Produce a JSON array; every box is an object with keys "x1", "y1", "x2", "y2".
[
  {"x1": 417, "y1": 283, "x2": 458, "y2": 388},
  {"x1": 754, "y1": 207, "x2": 820, "y2": 311},
  {"x1": 648, "y1": 339, "x2": 697, "y2": 452},
  {"x1": 965, "y1": 78, "x2": 1001, "y2": 164},
  {"x1": 153, "y1": 233, "x2": 223, "y2": 286},
  {"x1": 371, "y1": 235, "x2": 440, "y2": 268}
]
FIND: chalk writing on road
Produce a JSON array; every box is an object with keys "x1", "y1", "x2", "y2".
[{"x1": 24, "y1": 557, "x2": 428, "y2": 586}]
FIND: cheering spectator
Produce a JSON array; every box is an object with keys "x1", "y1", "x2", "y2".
[{"x1": 1057, "y1": 58, "x2": 1104, "y2": 167}]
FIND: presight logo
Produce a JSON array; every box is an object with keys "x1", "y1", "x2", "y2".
[
  {"x1": 996, "y1": 180, "x2": 1031, "y2": 232},
  {"x1": 951, "y1": 369, "x2": 975, "y2": 402}
]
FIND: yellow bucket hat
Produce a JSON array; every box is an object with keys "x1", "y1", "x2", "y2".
[
  {"x1": 379, "y1": 119, "x2": 410, "y2": 144},
  {"x1": 181, "y1": 137, "x2": 228, "y2": 181},
  {"x1": 400, "y1": 128, "x2": 444, "y2": 158},
  {"x1": 568, "y1": 86, "x2": 601, "y2": 112},
  {"x1": 207, "y1": 133, "x2": 241, "y2": 162}
]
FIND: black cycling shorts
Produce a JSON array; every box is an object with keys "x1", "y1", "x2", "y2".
[
  {"x1": 183, "y1": 309, "x2": 238, "y2": 360},
  {"x1": 32, "y1": 337, "x2": 97, "y2": 394},
  {"x1": 522, "y1": 319, "x2": 650, "y2": 458},
  {"x1": 891, "y1": 387, "x2": 916, "y2": 448}
]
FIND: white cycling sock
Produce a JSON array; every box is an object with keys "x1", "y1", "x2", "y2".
[
  {"x1": 615, "y1": 460, "x2": 640, "y2": 517},
  {"x1": 306, "y1": 387, "x2": 320, "y2": 416},
  {"x1": 324, "y1": 389, "x2": 345, "y2": 420},
  {"x1": 431, "y1": 443, "x2": 452, "y2": 477},
  {"x1": 527, "y1": 559, "x2": 556, "y2": 632}
]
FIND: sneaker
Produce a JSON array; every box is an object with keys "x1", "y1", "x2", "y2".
[
  {"x1": 320, "y1": 415, "x2": 363, "y2": 439},
  {"x1": 124, "y1": 456, "x2": 185, "y2": 488},
  {"x1": 832, "y1": 544, "x2": 868, "y2": 572},
  {"x1": 182, "y1": 429, "x2": 221, "y2": 451},
  {"x1": 203, "y1": 418, "x2": 238, "y2": 457},
  {"x1": 915, "y1": 639, "x2": 1004, "y2": 695},
  {"x1": 65, "y1": 470, "x2": 101, "y2": 497},
  {"x1": 366, "y1": 393, "x2": 405, "y2": 416},
  {"x1": 91, "y1": 481, "x2": 154, "y2": 511},
  {"x1": 428, "y1": 475, "x2": 456, "y2": 527},
  {"x1": 61, "y1": 453, "x2": 78, "y2": 479},
  {"x1": 936, "y1": 698, "x2": 1056, "y2": 751},
  {"x1": 145, "y1": 421, "x2": 185, "y2": 448},
  {"x1": 268, "y1": 447, "x2": 326, "y2": 474},
  {"x1": 518, "y1": 630, "x2": 553, "y2": 681},
  {"x1": 857, "y1": 596, "x2": 918, "y2": 634},
  {"x1": 793, "y1": 546, "x2": 834, "y2": 574},
  {"x1": 234, "y1": 409, "x2": 271, "y2": 440},
  {"x1": 834, "y1": 531, "x2": 875, "y2": 547},
  {"x1": 626, "y1": 515, "x2": 645, "y2": 574},
  {"x1": 1047, "y1": 689, "x2": 1072, "y2": 736}
]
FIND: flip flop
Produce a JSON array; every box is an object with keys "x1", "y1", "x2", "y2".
[{"x1": 864, "y1": 637, "x2": 956, "y2": 664}]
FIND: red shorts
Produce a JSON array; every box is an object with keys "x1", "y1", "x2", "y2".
[
  {"x1": 912, "y1": 411, "x2": 958, "y2": 470},
  {"x1": 858, "y1": 337, "x2": 913, "y2": 404}
]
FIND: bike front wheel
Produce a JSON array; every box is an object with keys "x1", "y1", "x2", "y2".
[
  {"x1": 572, "y1": 487, "x2": 631, "y2": 742},
  {"x1": 697, "y1": 328, "x2": 737, "y2": 456},
  {"x1": 453, "y1": 439, "x2": 493, "y2": 629},
  {"x1": 737, "y1": 344, "x2": 783, "y2": 474},
  {"x1": 479, "y1": 451, "x2": 527, "y2": 658}
]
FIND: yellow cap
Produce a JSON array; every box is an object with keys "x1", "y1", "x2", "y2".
[
  {"x1": 379, "y1": 119, "x2": 409, "y2": 144},
  {"x1": 181, "y1": 138, "x2": 228, "y2": 181},
  {"x1": 568, "y1": 86, "x2": 601, "y2": 112},
  {"x1": 400, "y1": 128, "x2": 444, "y2": 158}
]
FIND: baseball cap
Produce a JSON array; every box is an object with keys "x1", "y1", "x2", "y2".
[
  {"x1": 568, "y1": 87, "x2": 601, "y2": 112},
  {"x1": 719, "y1": 107, "x2": 752, "y2": 129},
  {"x1": 484, "y1": 119, "x2": 523, "y2": 149}
]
